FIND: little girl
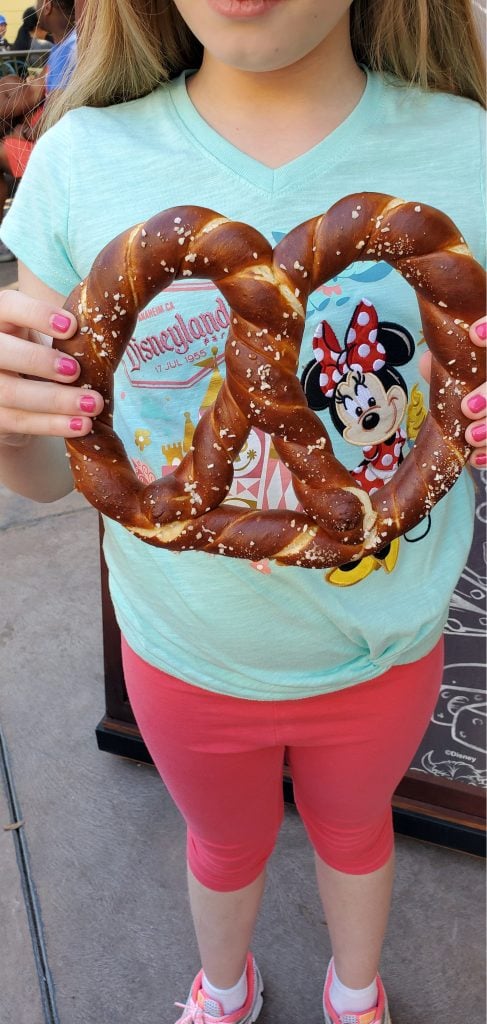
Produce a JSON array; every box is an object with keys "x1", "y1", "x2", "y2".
[{"x1": 0, "y1": 2, "x2": 485, "y2": 1022}]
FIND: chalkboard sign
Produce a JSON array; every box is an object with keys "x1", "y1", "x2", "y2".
[{"x1": 405, "y1": 470, "x2": 486, "y2": 805}]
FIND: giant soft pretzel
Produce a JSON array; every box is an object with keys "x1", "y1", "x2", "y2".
[{"x1": 55, "y1": 193, "x2": 486, "y2": 569}]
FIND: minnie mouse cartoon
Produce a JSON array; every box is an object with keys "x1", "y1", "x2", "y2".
[{"x1": 301, "y1": 298, "x2": 428, "y2": 585}]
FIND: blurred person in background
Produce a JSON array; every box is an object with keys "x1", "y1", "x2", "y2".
[
  {"x1": 36, "y1": 0, "x2": 74, "y2": 90},
  {"x1": 11, "y1": 7, "x2": 38, "y2": 51},
  {"x1": 11, "y1": 7, "x2": 52, "y2": 76},
  {"x1": 0, "y1": 14, "x2": 10, "y2": 51},
  {"x1": 0, "y1": 0, "x2": 75, "y2": 261}
]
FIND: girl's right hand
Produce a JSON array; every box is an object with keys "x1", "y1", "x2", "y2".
[{"x1": 0, "y1": 289, "x2": 104, "y2": 447}]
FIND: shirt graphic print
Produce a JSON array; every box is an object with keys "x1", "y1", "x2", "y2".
[{"x1": 113, "y1": 256, "x2": 430, "y2": 587}]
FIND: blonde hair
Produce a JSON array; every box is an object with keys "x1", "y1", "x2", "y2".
[{"x1": 43, "y1": 0, "x2": 485, "y2": 131}]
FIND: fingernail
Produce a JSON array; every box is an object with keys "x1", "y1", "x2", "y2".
[
  {"x1": 472, "y1": 422, "x2": 487, "y2": 443},
  {"x1": 467, "y1": 393, "x2": 486, "y2": 414},
  {"x1": 55, "y1": 356, "x2": 78, "y2": 377},
  {"x1": 69, "y1": 417, "x2": 84, "y2": 431},
  {"x1": 50, "y1": 313, "x2": 72, "y2": 333},
  {"x1": 475, "y1": 452, "x2": 487, "y2": 467},
  {"x1": 79, "y1": 395, "x2": 96, "y2": 412},
  {"x1": 474, "y1": 321, "x2": 487, "y2": 341}
]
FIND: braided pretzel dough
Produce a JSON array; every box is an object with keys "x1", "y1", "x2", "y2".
[{"x1": 55, "y1": 193, "x2": 486, "y2": 569}]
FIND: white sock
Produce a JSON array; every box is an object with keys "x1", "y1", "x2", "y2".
[
  {"x1": 330, "y1": 961, "x2": 379, "y2": 1015},
  {"x1": 202, "y1": 964, "x2": 248, "y2": 1014}
]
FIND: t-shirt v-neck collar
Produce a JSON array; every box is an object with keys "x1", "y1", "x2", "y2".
[{"x1": 167, "y1": 68, "x2": 383, "y2": 195}]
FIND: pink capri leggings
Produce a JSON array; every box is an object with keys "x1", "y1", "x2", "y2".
[{"x1": 122, "y1": 637, "x2": 443, "y2": 891}]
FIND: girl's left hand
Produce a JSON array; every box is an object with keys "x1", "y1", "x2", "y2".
[{"x1": 419, "y1": 316, "x2": 486, "y2": 470}]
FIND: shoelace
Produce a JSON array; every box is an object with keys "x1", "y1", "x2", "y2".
[{"x1": 174, "y1": 1000, "x2": 211, "y2": 1023}]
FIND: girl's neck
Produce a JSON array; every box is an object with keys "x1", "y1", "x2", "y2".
[{"x1": 186, "y1": 20, "x2": 365, "y2": 168}]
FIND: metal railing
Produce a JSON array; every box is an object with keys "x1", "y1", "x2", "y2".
[{"x1": 0, "y1": 48, "x2": 50, "y2": 77}]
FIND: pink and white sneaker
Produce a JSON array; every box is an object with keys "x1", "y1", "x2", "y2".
[
  {"x1": 174, "y1": 953, "x2": 264, "y2": 1023},
  {"x1": 323, "y1": 959, "x2": 392, "y2": 1024}
]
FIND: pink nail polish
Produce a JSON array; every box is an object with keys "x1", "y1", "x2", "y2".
[
  {"x1": 55, "y1": 356, "x2": 78, "y2": 377},
  {"x1": 69, "y1": 417, "x2": 84, "y2": 431},
  {"x1": 79, "y1": 395, "x2": 96, "y2": 412},
  {"x1": 472, "y1": 422, "x2": 487, "y2": 443},
  {"x1": 474, "y1": 321, "x2": 487, "y2": 341},
  {"x1": 475, "y1": 452, "x2": 487, "y2": 466},
  {"x1": 467, "y1": 393, "x2": 486, "y2": 414},
  {"x1": 50, "y1": 313, "x2": 72, "y2": 333}
]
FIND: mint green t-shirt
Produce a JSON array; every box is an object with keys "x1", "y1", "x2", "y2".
[{"x1": 2, "y1": 71, "x2": 485, "y2": 699}]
